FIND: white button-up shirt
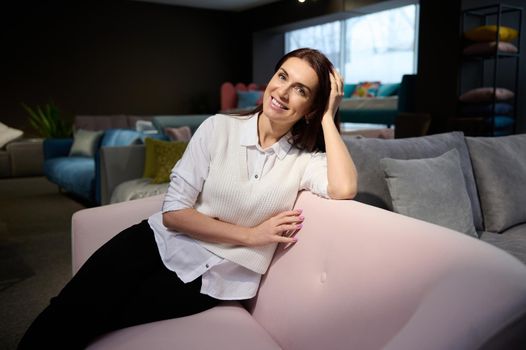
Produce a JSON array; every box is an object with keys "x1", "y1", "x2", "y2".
[{"x1": 148, "y1": 114, "x2": 328, "y2": 300}]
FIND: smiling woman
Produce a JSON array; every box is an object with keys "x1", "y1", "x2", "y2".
[{"x1": 18, "y1": 48, "x2": 357, "y2": 349}]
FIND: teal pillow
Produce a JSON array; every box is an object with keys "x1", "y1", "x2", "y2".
[
  {"x1": 343, "y1": 84, "x2": 357, "y2": 98},
  {"x1": 237, "y1": 91, "x2": 263, "y2": 108},
  {"x1": 377, "y1": 83, "x2": 401, "y2": 97},
  {"x1": 69, "y1": 129, "x2": 103, "y2": 157}
]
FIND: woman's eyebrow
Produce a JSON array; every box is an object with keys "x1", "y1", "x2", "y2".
[{"x1": 279, "y1": 67, "x2": 313, "y2": 93}]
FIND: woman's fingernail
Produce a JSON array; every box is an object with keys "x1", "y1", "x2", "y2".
[
  {"x1": 296, "y1": 208, "x2": 303, "y2": 213},
  {"x1": 292, "y1": 236, "x2": 298, "y2": 242},
  {"x1": 297, "y1": 223, "x2": 303, "y2": 229},
  {"x1": 299, "y1": 216, "x2": 305, "y2": 221}
]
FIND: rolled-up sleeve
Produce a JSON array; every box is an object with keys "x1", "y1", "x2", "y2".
[
  {"x1": 300, "y1": 151, "x2": 329, "y2": 198},
  {"x1": 162, "y1": 117, "x2": 214, "y2": 213}
]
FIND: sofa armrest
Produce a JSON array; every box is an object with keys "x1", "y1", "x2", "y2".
[
  {"x1": 99, "y1": 144, "x2": 146, "y2": 205},
  {"x1": 43, "y1": 138, "x2": 73, "y2": 160},
  {"x1": 72, "y1": 194, "x2": 164, "y2": 274}
]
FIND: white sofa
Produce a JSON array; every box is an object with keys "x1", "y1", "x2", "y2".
[{"x1": 71, "y1": 191, "x2": 526, "y2": 349}]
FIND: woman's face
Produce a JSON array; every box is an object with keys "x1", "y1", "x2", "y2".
[{"x1": 262, "y1": 57, "x2": 319, "y2": 129}]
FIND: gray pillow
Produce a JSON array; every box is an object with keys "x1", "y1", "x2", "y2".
[
  {"x1": 344, "y1": 132, "x2": 483, "y2": 231},
  {"x1": 380, "y1": 149, "x2": 478, "y2": 237},
  {"x1": 69, "y1": 129, "x2": 103, "y2": 157},
  {"x1": 466, "y1": 134, "x2": 526, "y2": 233}
]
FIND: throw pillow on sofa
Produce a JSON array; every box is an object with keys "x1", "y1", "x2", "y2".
[
  {"x1": 466, "y1": 134, "x2": 526, "y2": 233},
  {"x1": 0, "y1": 122, "x2": 23, "y2": 148},
  {"x1": 380, "y1": 149, "x2": 477, "y2": 237},
  {"x1": 351, "y1": 81, "x2": 381, "y2": 98},
  {"x1": 69, "y1": 129, "x2": 103, "y2": 157},
  {"x1": 343, "y1": 132, "x2": 484, "y2": 232},
  {"x1": 237, "y1": 91, "x2": 263, "y2": 109},
  {"x1": 143, "y1": 138, "x2": 188, "y2": 184},
  {"x1": 164, "y1": 126, "x2": 192, "y2": 142}
]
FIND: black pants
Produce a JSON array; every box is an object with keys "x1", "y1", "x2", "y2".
[{"x1": 18, "y1": 220, "x2": 220, "y2": 349}]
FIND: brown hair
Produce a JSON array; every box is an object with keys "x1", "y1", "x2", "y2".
[{"x1": 246, "y1": 48, "x2": 339, "y2": 152}]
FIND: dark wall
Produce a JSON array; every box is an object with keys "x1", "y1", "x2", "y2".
[
  {"x1": 414, "y1": 0, "x2": 462, "y2": 134},
  {"x1": 1, "y1": 0, "x2": 251, "y2": 136}
]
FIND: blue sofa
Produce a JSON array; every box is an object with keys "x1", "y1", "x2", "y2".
[{"x1": 43, "y1": 128, "x2": 162, "y2": 205}]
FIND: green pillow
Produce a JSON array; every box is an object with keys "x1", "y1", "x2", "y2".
[
  {"x1": 69, "y1": 129, "x2": 103, "y2": 157},
  {"x1": 143, "y1": 138, "x2": 188, "y2": 184}
]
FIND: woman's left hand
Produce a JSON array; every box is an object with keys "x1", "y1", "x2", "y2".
[{"x1": 323, "y1": 69, "x2": 344, "y2": 122}]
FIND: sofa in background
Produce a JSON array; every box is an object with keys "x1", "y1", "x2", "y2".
[
  {"x1": 71, "y1": 191, "x2": 526, "y2": 349},
  {"x1": 0, "y1": 122, "x2": 43, "y2": 178},
  {"x1": 99, "y1": 115, "x2": 208, "y2": 205},
  {"x1": 43, "y1": 115, "x2": 157, "y2": 205},
  {"x1": 220, "y1": 82, "x2": 265, "y2": 113},
  {"x1": 338, "y1": 74, "x2": 417, "y2": 126}
]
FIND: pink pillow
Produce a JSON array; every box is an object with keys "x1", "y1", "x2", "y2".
[
  {"x1": 463, "y1": 41, "x2": 518, "y2": 55},
  {"x1": 459, "y1": 87, "x2": 514, "y2": 103},
  {"x1": 164, "y1": 126, "x2": 192, "y2": 142}
]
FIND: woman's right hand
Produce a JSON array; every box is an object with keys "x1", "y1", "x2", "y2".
[{"x1": 246, "y1": 209, "x2": 304, "y2": 246}]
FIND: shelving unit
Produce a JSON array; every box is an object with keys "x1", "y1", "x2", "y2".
[{"x1": 455, "y1": 3, "x2": 522, "y2": 136}]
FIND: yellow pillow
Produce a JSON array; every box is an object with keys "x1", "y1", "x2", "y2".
[
  {"x1": 464, "y1": 25, "x2": 518, "y2": 42},
  {"x1": 143, "y1": 138, "x2": 188, "y2": 184}
]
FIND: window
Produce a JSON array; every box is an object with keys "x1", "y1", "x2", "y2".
[
  {"x1": 285, "y1": 21, "x2": 342, "y2": 70},
  {"x1": 285, "y1": 4, "x2": 419, "y2": 84}
]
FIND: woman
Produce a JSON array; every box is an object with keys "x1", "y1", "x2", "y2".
[{"x1": 18, "y1": 48, "x2": 357, "y2": 349}]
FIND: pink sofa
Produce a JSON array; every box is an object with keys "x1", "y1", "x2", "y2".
[{"x1": 72, "y1": 192, "x2": 526, "y2": 349}]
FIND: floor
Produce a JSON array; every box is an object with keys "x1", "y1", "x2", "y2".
[{"x1": 0, "y1": 176, "x2": 86, "y2": 349}]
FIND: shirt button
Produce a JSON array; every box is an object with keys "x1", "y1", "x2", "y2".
[
  {"x1": 254, "y1": 174, "x2": 259, "y2": 179},
  {"x1": 205, "y1": 264, "x2": 210, "y2": 269}
]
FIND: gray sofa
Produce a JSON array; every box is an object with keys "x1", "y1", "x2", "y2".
[{"x1": 101, "y1": 122, "x2": 526, "y2": 264}]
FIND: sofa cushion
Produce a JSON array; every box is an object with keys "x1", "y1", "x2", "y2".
[
  {"x1": 0, "y1": 122, "x2": 23, "y2": 148},
  {"x1": 351, "y1": 81, "x2": 381, "y2": 98},
  {"x1": 87, "y1": 303, "x2": 281, "y2": 350},
  {"x1": 344, "y1": 131, "x2": 483, "y2": 231},
  {"x1": 143, "y1": 138, "x2": 188, "y2": 184},
  {"x1": 164, "y1": 126, "x2": 192, "y2": 142},
  {"x1": 466, "y1": 134, "x2": 526, "y2": 233},
  {"x1": 377, "y1": 83, "x2": 400, "y2": 97},
  {"x1": 237, "y1": 91, "x2": 263, "y2": 108},
  {"x1": 69, "y1": 129, "x2": 103, "y2": 157},
  {"x1": 380, "y1": 149, "x2": 477, "y2": 237},
  {"x1": 44, "y1": 157, "x2": 95, "y2": 201},
  {"x1": 100, "y1": 129, "x2": 142, "y2": 147},
  {"x1": 110, "y1": 178, "x2": 169, "y2": 204}
]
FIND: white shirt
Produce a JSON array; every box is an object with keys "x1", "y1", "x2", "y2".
[{"x1": 148, "y1": 113, "x2": 328, "y2": 300}]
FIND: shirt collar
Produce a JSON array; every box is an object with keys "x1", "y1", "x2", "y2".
[{"x1": 240, "y1": 113, "x2": 292, "y2": 160}]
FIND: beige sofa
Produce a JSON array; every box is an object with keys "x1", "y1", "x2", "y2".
[{"x1": 72, "y1": 191, "x2": 526, "y2": 349}]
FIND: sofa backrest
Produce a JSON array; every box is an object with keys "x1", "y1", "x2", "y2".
[
  {"x1": 248, "y1": 191, "x2": 526, "y2": 350},
  {"x1": 74, "y1": 115, "x2": 153, "y2": 131},
  {"x1": 343, "y1": 131, "x2": 484, "y2": 232},
  {"x1": 152, "y1": 115, "x2": 210, "y2": 135}
]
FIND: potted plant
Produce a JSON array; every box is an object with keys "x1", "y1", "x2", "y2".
[{"x1": 21, "y1": 102, "x2": 72, "y2": 138}]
